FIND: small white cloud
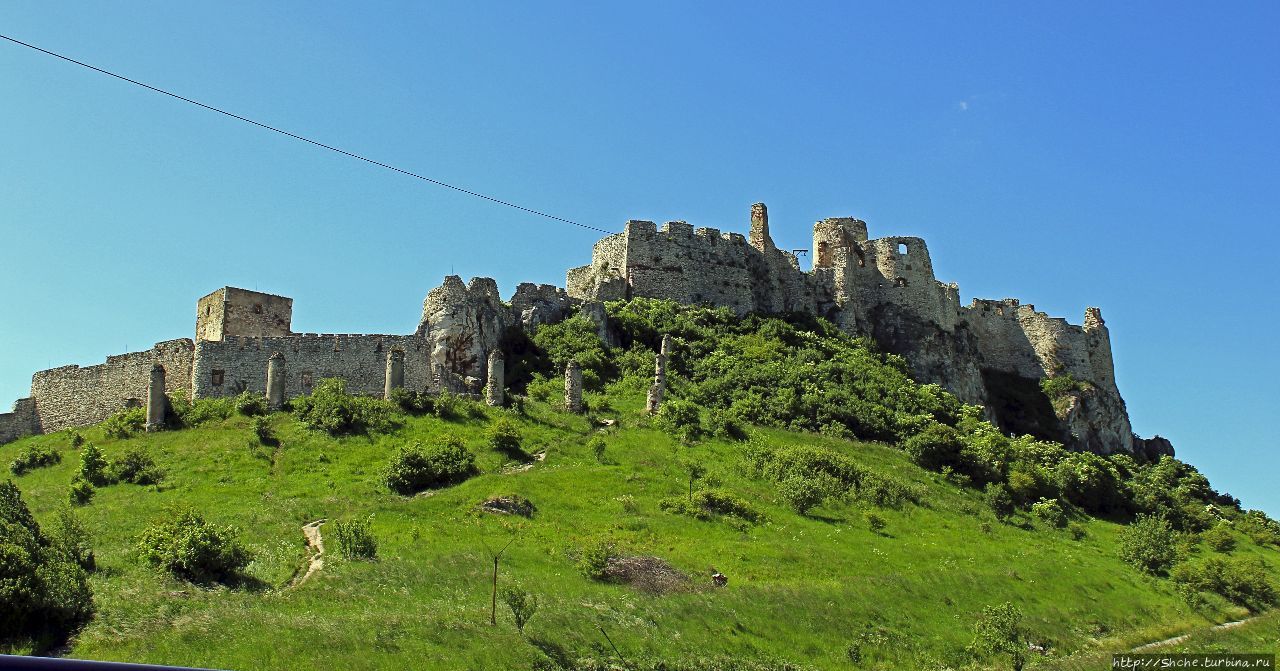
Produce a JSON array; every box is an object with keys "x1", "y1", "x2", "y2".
[{"x1": 956, "y1": 100, "x2": 969, "y2": 112}]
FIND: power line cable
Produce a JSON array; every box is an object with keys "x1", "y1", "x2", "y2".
[{"x1": 0, "y1": 33, "x2": 613, "y2": 234}]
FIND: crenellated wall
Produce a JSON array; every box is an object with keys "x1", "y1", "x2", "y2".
[
  {"x1": 29, "y1": 339, "x2": 196, "y2": 433},
  {"x1": 0, "y1": 201, "x2": 1144, "y2": 455},
  {"x1": 192, "y1": 333, "x2": 432, "y2": 401}
]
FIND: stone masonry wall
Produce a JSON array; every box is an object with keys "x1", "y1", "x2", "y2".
[
  {"x1": 192, "y1": 334, "x2": 431, "y2": 401},
  {"x1": 196, "y1": 287, "x2": 293, "y2": 342},
  {"x1": 30, "y1": 339, "x2": 196, "y2": 433},
  {"x1": 0, "y1": 398, "x2": 38, "y2": 444}
]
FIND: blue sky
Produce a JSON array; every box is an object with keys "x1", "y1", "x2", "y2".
[{"x1": 1, "y1": 2, "x2": 1276, "y2": 514}]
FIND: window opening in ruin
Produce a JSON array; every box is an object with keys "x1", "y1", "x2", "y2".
[
  {"x1": 301, "y1": 372, "x2": 313, "y2": 388},
  {"x1": 898, "y1": 243, "x2": 908, "y2": 256},
  {"x1": 204, "y1": 306, "x2": 210, "y2": 316},
  {"x1": 894, "y1": 277, "x2": 909, "y2": 287},
  {"x1": 211, "y1": 369, "x2": 224, "y2": 386},
  {"x1": 253, "y1": 304, "x2": 263, "y2": 314}
]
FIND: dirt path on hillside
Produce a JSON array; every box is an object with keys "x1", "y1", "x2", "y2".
[
  {"x1": 1130, "y1": 616, "x2": 1256, "y2": 652},
  {"x1": 293, "y1": 519, "x2": 326, "y2": 587}
]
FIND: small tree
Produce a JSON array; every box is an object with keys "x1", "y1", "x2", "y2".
[
  {"x1": 80, "y1": 443, "x2": 109, "y2": 486},
  {"x1": 1119, "y1": 514, "x2": 1178, "y2": 575},
  {"x1": 500, "y1": 586, "x2": 539, "y2": 636},
  {"x1": 866, "y1": 512, "x2": 887, "y2": 534},
  {"x1": 970, "y1": 601, "x2": 1025, "y2": 671},
  {"x1": 333, "y1": 517, "x2": 378, "y2": 560},
  {"x1": 683, "y1": 460, "x2": 706, "y2": 503},
  {"x1": 985, "y1": 482, "x2": 1015, "y2": 520}
]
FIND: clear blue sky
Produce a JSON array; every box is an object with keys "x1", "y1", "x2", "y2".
[{"x1": 1, "y1": 2, "x2": 1276, "y2": 514}]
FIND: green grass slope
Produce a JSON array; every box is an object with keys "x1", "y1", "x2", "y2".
[{"x1": 2, "y1": 300, "x2": 1276, "y2": 670}]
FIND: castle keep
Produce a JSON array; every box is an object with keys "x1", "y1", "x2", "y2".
[{"x1": 0, "y1": 203, "x2": 1162, "y2": 456}]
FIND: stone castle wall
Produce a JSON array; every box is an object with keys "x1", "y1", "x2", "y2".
[
  {"x1": 0, "y1": 201, "x2": 1144, "y2": 455},
  {"x1": 0, "y1": 398, "x2": 38, "y2": 444},
  {"x1": 29, "y1": 339, "x2": 196, "y2": 434},
  {"x1": 192, "y1": 334, "x2": 432, "y2": 401}
]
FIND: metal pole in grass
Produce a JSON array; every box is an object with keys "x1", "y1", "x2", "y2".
[{"x1": 482, "y1": 536, "x2": 517, "y2": 625}]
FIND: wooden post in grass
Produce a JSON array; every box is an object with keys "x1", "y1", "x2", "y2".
[{"x1": 483, "y1": 536, "x2": 516, "y2": 625}]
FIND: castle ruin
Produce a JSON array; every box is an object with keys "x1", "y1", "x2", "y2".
[{"x1": 0, "y1": 203, "x2": 1164, "y2": 457}]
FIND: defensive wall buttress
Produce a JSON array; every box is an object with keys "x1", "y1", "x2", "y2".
[{"x1": 0, "y1": 203, "x2": 1167, "y2": 458}]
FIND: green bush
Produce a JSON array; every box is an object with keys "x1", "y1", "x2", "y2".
[
  {"x1": 108, "y1": 447, "x2": 164, "y2": 485},
  {"x1": 985, "y1": 483, "x2": 1015, "y2": 520},
  {"x1": 68, "y1": 477, "x2": 95, "y2": 506},
  {"x1": 102, "y1": 407, "x2": 145, "y2": 439},
  {"x1": 969, "y1": 602, "x2": 1025, "y2": 671},
  {"x1": 486, "y1": 417, "x2": 524, "y2": 457},
  {"x1": 389, "y1": 387, "x2": 434, "y2": 415},
  {"x1": 292, "y1": 378, "x2": 401, "y2": 435},
  {"x1": 251, "y1": 416, "x2": 274, "y2": 444},
  {"x1": 703, "y1": 408, "x2": 747, "y2": 440},
  {"x1": 655, "y1": 398, "x2": 703, "y2": 441},
  {"x1": 333, "y1": 517, "x2": 378, "y2": 560},
  {"x1": 1202, "y1": 522, "x2": 1237, "y2": 553},
  {"x1": 233, "y1": 391, "x2": 267, "y2": 416},
  {"x1": 50, "y1": 508, "x2": 95, "y2": 572},
  {"x1": 866, "y1": 512, "x2": 887, "y2": 534},
  {"x1": 136, "y1": 508, "x2": 250, "y2": 583},
  {"x1": 1068, "y1": 522, "x2": 1087, "y2": 541},
  {"x1": 79, "y1": 443, "x2": 109, "y2": 486},
  {"x1": 660, "y1": 488, "x2": 762, "y2": 524},
  {"x1": 432, "y1": 391, "x2": 466, "y2": 420},
  {"x1": 10, "y1": 443, "x2": 61, "y2": 475},
  {"x1": 500, "y1": 586, "x2": 539, "y2": 635},
  {"x1": 903, "y1": 422, "x2": 964, "y2": 472},
  {"x1": 588, "y1": 436, "x2": 607, "y2": 463},
  {"x1": 1118, "y1": 514, "x2": 1179, "y2": 575},
  {"x1": 576, "y1": 538, "x2": 615, "y2": 580},
  {"x1": 0, "y1": 481, "x2": 94, "y2": 641},
  {"x1": 1031, "y1": 498, "x2": 1068, "y2": 528},
  {"x1": 1171, "y1": 556, "x2": 1276, "y2": 610},
  {"x1": 169, "y1": 390, "x2": 235, "y2": 427},
  {"x1": 70, "y1": 433, "x2": 84, "y2": 448},
  {"x1": 857, "y1": 472, "x2": 921, "y2": 509},
  {"x1": 382, "y1": 437, "x2": 477, "y2": 495},
  {"x1": 778, "y1": 473, "x2": 842, "y2": 515}
]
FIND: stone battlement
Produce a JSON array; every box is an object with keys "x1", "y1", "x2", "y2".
[{"x1": 1, "y1": 201, "x2": 1144, "y2": 456}]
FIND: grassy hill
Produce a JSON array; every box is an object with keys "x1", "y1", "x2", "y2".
[{"x1": 2, "y1": 300, "x2": 1277, "y2": 670}]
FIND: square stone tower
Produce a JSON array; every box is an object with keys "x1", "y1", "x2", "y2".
[{"x1": 195, "y1": 287, "x2": 293, "y2": 342}]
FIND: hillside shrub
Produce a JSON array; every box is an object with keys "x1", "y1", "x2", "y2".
[
  {"x1": 169, "y1": 390, "x2": 236, "y2": 427},
  {"x1": 655, "y1": 398, "x2": 702, "y2": 441},
  {"x1": 660, "y1": 488, "x2": 762, "y2": 524},
  {"x1": 50, "y1": 508, "x2": 95, "y2": 572},
  {"x1": 136, "y1": 508, "x2": 250, "y2": 583},
  {"x1": 79, "y1": 443, "x2": 109, "y2": 486},
  {"x1": 233, "y1": 391, "x2": 267, "y2": 416},
  {"x1": 500, "y1": 586, "x2": 539, "y2": 635},
  {"x1": 108, "y1": 447, "x2": 163, "y2": 485},
  {"x1": 0, "y1": 481, "x2": 94, "y2": 644},
  {"x1": 389, "y1": 387, "x2": 434, "y2": 415},
  {"x1": 102, "y1": 407, "x2": 145, "y2": 439},
  {"x1": 1202, "y1": 522, "x2": 1237, "y2": 553},
  {"x1": 588, "y1": 436, "x2": 607, "y2": 463},
  {"x1": 577, "y1": 538, "x2": 616, "y2": 580},
  {"x1": 68, "y1": 477, "x2": 94, "y2": 506},
  {"x1": 903, "y1": 423, "x2": 964, "y2": 471},
  {"x1": 382, "y1": 437, "x2": 477, "y2": 494},
  {"x1": 703, "y1": 408, "x2": 747, "y2": 440},
  {"x1": 1118, "y1": 514, "x2": 1179, "y2": 575},
  {"x1": 866, "y1": 512, "x2": 887, "y2": 534},
  {"x1": 985, "y1": 483, "x2": 1015, "y2": 520},
  {"x1": 969, "y1": 601, "x2": 1025, "y2": 671},
  {"x1": 432, "y1": 391, "x2": 467, "y2": 420},
  {"x1": 70, "y1": 433, "x2": 84, "y2": 448},
  {"x1": 333, "y1": 517, "x2": 378, "y2": 560},
  {"x1": 292, "y1": 378, "x2": 400, "y2": 435},
  {"x1": 1031, "y1": 498, "x2": 1068, "y2": 528},
  {"x1": 1068, "y1": 523, "x2": 1087, "y2": 541},
  {"x1": 778, "y1": 473, "x2": 843, "y2": 515},
  {"x1": 10, "y1": 444, "x2": 61, "y2": 475},
  {"x1": 1171, "y1": 556, "x2": 1276, "y2": 610},
  {"x1": 251, "y1": 416, "x2": 274, "y2": 444},
  {"x1": 486, "y1": 416, "x2": 524, "y2": 458},
  {"x1": 857, "y1": 472, "x2": 921, "y2": 509}
]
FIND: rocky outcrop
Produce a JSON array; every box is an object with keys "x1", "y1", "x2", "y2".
[{"x1": 418, "y1": 276, "x2": 508, "y2": 382}]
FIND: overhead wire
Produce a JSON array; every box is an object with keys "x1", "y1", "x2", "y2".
[{"x1": 0, "y1": 33, "x2": 613, "y2": 235}]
